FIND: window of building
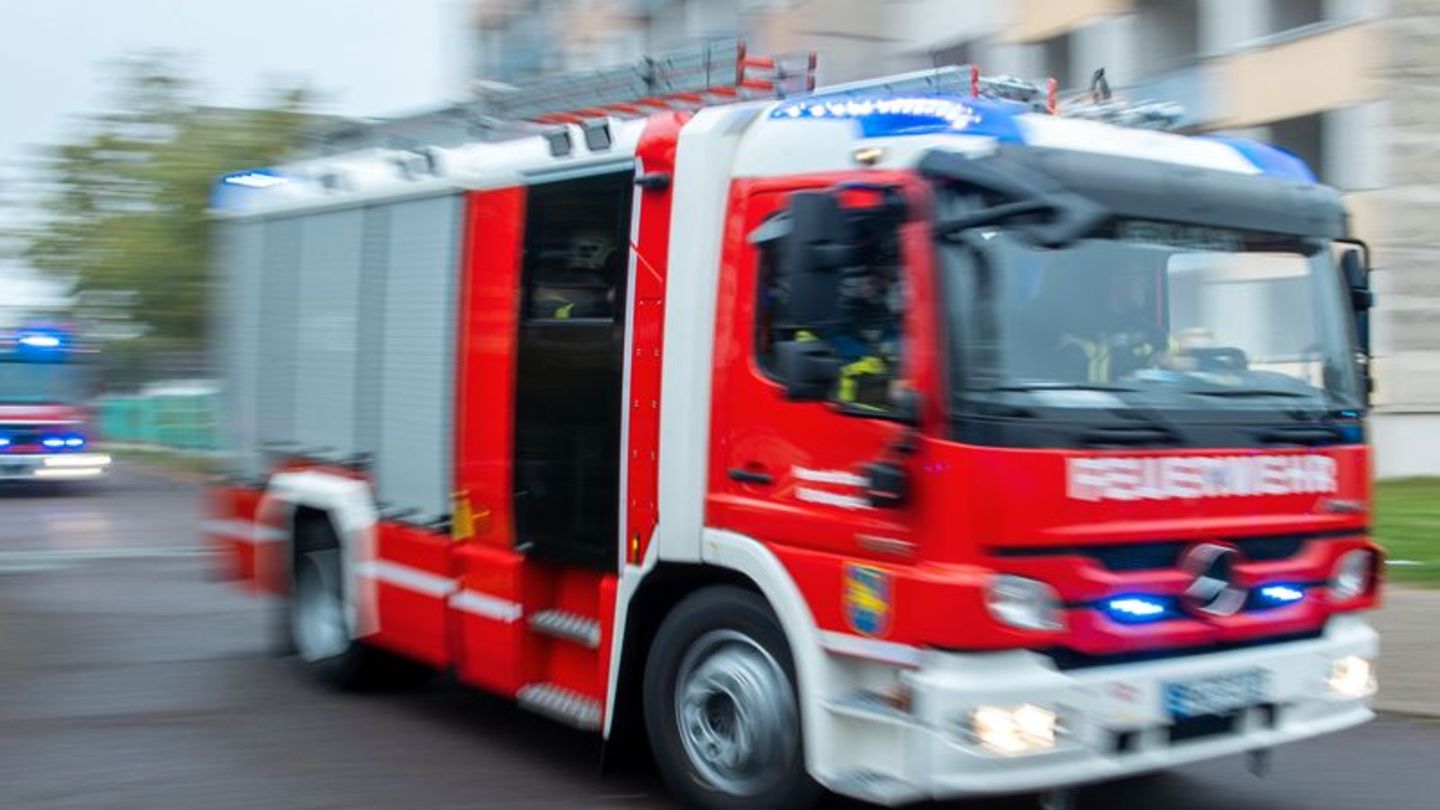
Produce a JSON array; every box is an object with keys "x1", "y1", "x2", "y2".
[
  {"x1": 1268, "y1": 112, "x2": 1325, "y2": 184},
  {"x1": 1270, "y1": 0, "x2": 1326, "y2": 35},
  {"x1": 1039, "y1": 32, "x2": 1073, "y2": 88},
  {"x1": 1133, "y1": 0, "x2": 1200, "y2": 75},
  {"x1": 932, "y1": 39, "x2": 977, "y2": 69}
]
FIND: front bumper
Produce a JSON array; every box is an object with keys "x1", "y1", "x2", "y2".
[
  {"x1": 0, "y1": 453, "x2": 112, "y2": 482},
  {"x1": 818, "y1": 615, "x2": 1377, "y2": 804}
]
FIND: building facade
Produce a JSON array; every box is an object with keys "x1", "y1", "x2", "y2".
[{"x1": 469, "y1": 0, "x2": 1435, "y2": 476}]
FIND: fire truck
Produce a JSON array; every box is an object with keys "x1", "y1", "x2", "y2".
[
  {"x1": 205, "y1": 41, "x2": 1381, "y2": 809},
  {"x1": 0, "y1": 325, "x2": 110, "y2": 483}
]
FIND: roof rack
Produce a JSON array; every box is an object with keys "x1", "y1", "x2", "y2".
[
  {"x1": 307, "y1": 38, "x2": 816, "y2": 155},
  {"x1": 800, "y1": 65, "x2": 1052, "y2": 111}
]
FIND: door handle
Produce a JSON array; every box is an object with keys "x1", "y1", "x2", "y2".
[{"x1": 727, "y1": 467, "x2": 774, "y2": 485}]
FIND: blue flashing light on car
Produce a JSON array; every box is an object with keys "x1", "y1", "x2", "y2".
[
  {"x1": 1103, "y1": 595, "x2": 1174, "y2": 624},
  {"x1": 19, "y1": 333, "x2": 62, "y2": 349},
  {"x1": 14, "y1": 328, "x2": 69, "y2": 357},
  {"x1": 42, "y1": 437, "x2": 65, "y2": 449},
  {"x1": 65, "y1": 436, "x2": 86, "y2": 448},
  {"x1": 0, "y1": 437, "x2": 10, "y2": 448}
]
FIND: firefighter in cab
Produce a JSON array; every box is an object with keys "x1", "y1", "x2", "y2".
[{"x1": 831, "y1": 267, "x2": 902, "y2": 410}]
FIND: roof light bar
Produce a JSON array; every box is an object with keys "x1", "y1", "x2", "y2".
[
  {"x1": 18, "y1": 333, "x2": 61, "y2": 349},
  {"x1": 221, "y1": 170, "x2": 289, "y2": 189}
]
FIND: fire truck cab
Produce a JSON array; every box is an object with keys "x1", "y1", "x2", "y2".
[{"x1": 206, "y1": 44, "x2": 1381, "y2": 809}]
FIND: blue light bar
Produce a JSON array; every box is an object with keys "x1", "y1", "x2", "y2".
[
  {"x1": 1256, "y1": 584, "x2": 1306, "y2": 607},
  {"x1": 19, "y1": 333, "x2": 61, "y2": 348},
  {"x1": 221, "y1": 169, "x2": 288, "y2": 189},
  {"x1": 769, "y1": 95, "x2": 1024, "y2": 142},
  {"x1": 65, "y1": 436, "x2": 85, "y2": 448},
  {"x1": 42, "y1": 438, "x2": 65, "y2": 449},
  {"x1": 0, "y1": 437, "x2": 10, "y2": 448},
  {"x1": 1103, "y1": 595, "x2": 1174, "y2": 624},
  {"x1": 14, "y1": 328, "x2": 68, "y2": 357}
]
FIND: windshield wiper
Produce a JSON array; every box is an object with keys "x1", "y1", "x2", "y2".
[
  {"x1": 984, "y1": 382, "x2": 1141, "y2": 393},
  {"x1": 1186, "y1": 388, "x2": 1313, "y2": 399}
]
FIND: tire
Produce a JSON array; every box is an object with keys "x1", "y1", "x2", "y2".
[
  {"x1": 287, "y1": 517, "x2": 401, "y2": 690},
  {"x1": 643, "y1": 586, "x2": 819, "y2": 810}
]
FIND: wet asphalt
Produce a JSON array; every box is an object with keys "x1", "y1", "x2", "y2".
[{"x1": 0, "y1": 464, "x2": 1436, "y2": 809}]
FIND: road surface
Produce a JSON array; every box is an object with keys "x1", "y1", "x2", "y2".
[{"x1": 1, "y1": 465, "x2": 1436, "y2": 809}]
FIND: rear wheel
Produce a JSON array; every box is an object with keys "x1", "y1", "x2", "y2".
[
  {"x1": 643, "y1": 586, "x2": 818, "y2": 810},
  {"x1": 287, "y1": 517, "x2": 401, "y2": 689}
]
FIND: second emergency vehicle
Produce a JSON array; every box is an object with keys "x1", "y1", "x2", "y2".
[{"x1": 0, "y1": 325, "x2": 110, "y2": 483}]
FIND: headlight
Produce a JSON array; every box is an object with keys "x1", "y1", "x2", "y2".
[
  {"x1": 971, "y1": 704, "x2": 1060, "y2": 755},
  {"x1": 987, "y1": 575, "x2": 1064, "y2": 632},
  {"x1": 1330, "y1": 549, "x2": 1376, "y2": 601},
  {"x1": 1328, "y1": 655, "x2": 1376, "y2": 699},
  {"x1": 43, "y1": 453, "x2": 111, "y2": 468}
]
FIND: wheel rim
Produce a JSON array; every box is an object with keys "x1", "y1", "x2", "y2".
[
  {"x1": 674, "y1": 629, "x2": 798, "y2": 797},
  {"x1": 293, "y1": 553, "x2": 348, "y2": 663}
]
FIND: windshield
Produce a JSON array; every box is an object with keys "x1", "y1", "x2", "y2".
[
  {"x1": 0, "y1": 360, "x2": 86, "y2": 405},
  {"x1": 940, "y1": 221, "x2": 1363, "y2": 415}
]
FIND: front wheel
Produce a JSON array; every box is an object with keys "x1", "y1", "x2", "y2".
[{"x1": 643, "y1": 586, "x2": 818, "y2": 810}]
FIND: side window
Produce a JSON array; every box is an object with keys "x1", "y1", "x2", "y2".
[
  {"x1": 756, "y1": 203, "x2": 906, "y2": 409},
  {"x1": 522, "y1": 172, "x2": 630, "y2": 321}
]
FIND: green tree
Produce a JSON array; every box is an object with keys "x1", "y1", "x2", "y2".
[{"x1": 18, "y1": 53, "x2": 312, "y2": 356}]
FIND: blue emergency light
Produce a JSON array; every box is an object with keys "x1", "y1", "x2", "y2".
[
  {"x1": 769, "y1": 94, "x2": 1025, "y2": 141},
  {"x1": 19, "y1": 333, "x2": 61, "y2": 348},
  {"x1": 14, "y1": 328, "x2": 69, "y2": 358},
  {"x1": 1255, "y1": 584, "x2": 1306, "y2": 607},
  {"x1": 1102, "y1": 595, "x2": 1175, "y2": 624}
]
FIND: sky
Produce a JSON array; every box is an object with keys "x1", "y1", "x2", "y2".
[{"x1": 0, "y1": 0, "x2": 468, "y2": 314}]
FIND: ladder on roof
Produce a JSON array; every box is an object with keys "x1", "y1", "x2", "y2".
[
  {"x1": 309, "y1": 38, "x2": 817, "y2": 154},
  {"x1": 494, "y1": 39, "x2": 816, "y2": 124},
  {"x1": 307, "y1": 45, "x2": 1187, "y2": 156}
]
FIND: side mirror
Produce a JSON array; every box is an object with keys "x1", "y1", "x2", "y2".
[
  {"x1": 1340, "y1": 247, "x2": 1372, "y2": 355},
  {"x1": 773, "y1": 339, "x2": 841, "y2": 401},
  {"x1": 779, "y1": 191, "x2": 854, "y2": 327}
]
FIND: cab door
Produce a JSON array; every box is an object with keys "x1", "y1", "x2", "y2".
[{"x1": 707, "y1": 176, "x2": 936, "y2": 561}]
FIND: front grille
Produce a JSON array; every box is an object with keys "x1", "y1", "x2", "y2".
[
  {"x1": 992, "y1": 529, "x2": 1359, "y2": 572},
  {"x1": 0, "y1": 425, "x2": 44, "y2": 448}
]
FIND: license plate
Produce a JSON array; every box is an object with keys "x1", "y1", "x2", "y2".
[{"x1": 1164, "y1": 669, "x2": 1268, "y2": 719}]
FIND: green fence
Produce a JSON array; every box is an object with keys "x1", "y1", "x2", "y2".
[{"x1": 96, "y1": 392, "x2": 220, "y2": 451}]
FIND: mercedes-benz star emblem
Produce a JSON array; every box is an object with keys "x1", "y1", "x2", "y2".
[{"x1": 1179, "y1": 543, "x2": 1246, "y2": 618}]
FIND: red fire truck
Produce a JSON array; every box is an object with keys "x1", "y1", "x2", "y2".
[
  {"x1": 205, "y1": 43, "x2": 1381, "y2": 809},
  {"x1": 0, "y1": 325, "x2": 110, "y2": 483}
]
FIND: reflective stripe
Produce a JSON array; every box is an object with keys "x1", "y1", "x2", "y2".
[
  {"x1": 202, "y1": 518, "x2": 251, "y2": 537},
  {"x1": 201, "y1": 519, "x2": 287, "y2": 543},
  {"x1": 792, "y1": 467, "x2": 866, "y2": 487},
  {"x1": 819, "y1": 630, "x2": 923, "y2": 668},
  {"x1": 353, "y1": 559, "x2": 456, "y2": 598},
  {"x1": 450, "y1": 589, "x2": 525, "y2": 623},
  {"x1": 796, "y1": 487, "x2": 870, "y2": 510}
]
